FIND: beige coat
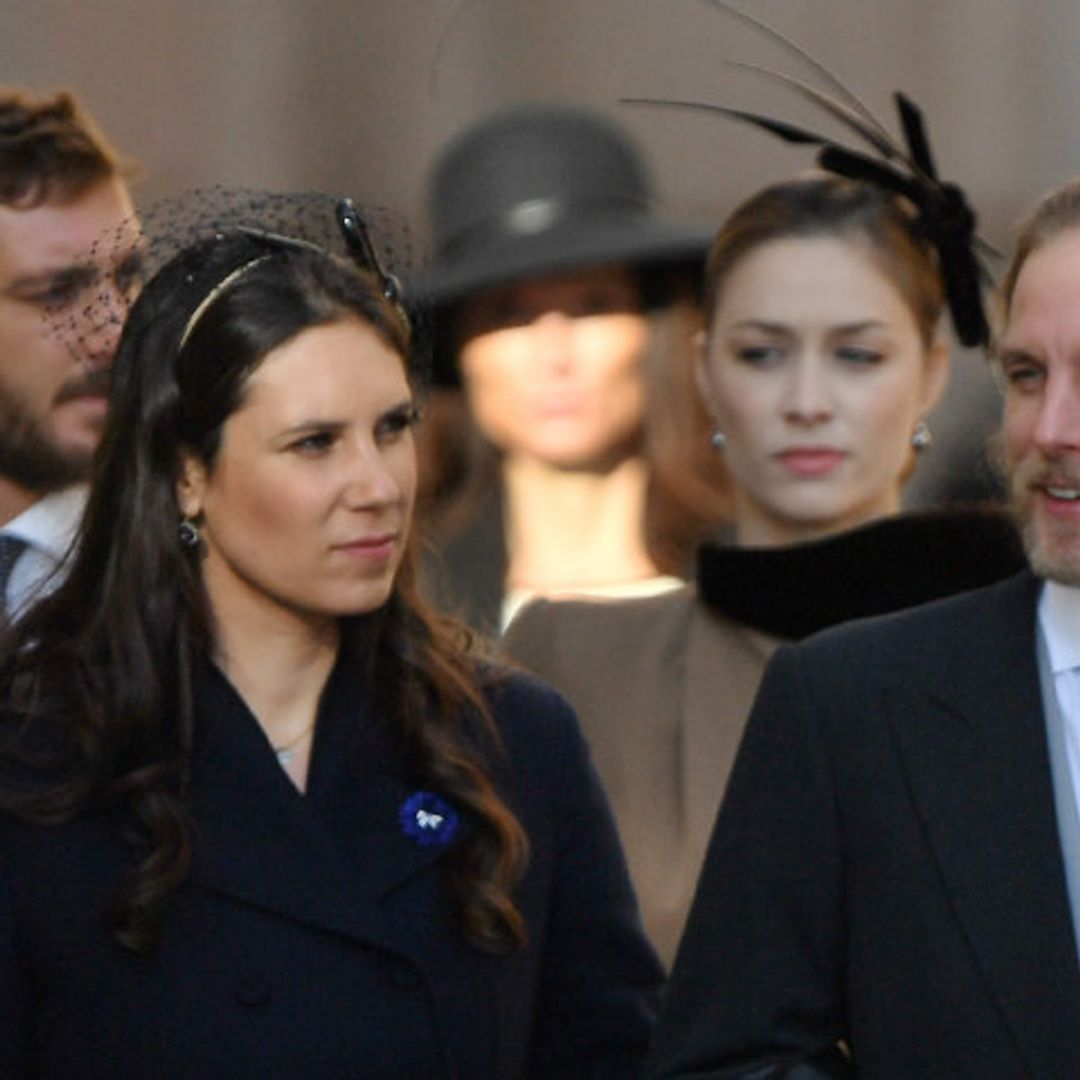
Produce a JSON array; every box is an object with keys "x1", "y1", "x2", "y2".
[
  {"x1": 502, "y1": 510, "x2": 1028, "y2": 967},
  {"x1": 502, "y1": 585, "x2": 779, "y2": 967}
]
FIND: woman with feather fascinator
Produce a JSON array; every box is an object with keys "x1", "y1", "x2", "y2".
[{"x1": 503, "y1": 2, "x2": 1025, "y2": 970}]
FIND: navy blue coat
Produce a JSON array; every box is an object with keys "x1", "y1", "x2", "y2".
[{"x1": 0, "y1": 655, "x2": 661, "y2": 1078}]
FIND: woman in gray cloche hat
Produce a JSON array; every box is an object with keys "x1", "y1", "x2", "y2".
[{"x1": 415, "y1": 103, "x2": 727, "y2": 635}]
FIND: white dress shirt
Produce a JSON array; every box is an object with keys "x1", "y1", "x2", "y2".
[
  {"x1": 0, "y1": 485, "x2": 87, "y2": 618},
  {"x1": 1039, "y1": 580, "x2": 1080, "y2": 832}
]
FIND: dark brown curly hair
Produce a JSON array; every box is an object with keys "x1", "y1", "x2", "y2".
[{"x1": 0, "y1": 232, "x2": 528, "y2": 955}]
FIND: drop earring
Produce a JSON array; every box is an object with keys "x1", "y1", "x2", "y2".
[
  {"x1": 911, "y1": 420, "x2": 933, "y2": 451},
  {"x1": 710, "y1": 428, "x2": 728, "y2": 451},
  {"x1": 178, "y1": 518, "x2": 201, "y2": 549}
]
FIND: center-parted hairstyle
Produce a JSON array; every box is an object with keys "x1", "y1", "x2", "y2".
[
  {"x1": 1, "y1": 190, "x2": 529, "y2": 956},
  {"x1": 703, "y1": 174, "x2": 945, "y2": 349}
]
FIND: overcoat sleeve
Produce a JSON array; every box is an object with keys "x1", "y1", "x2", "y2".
[{"x1": 645, "y1": 644, "x2": 852, "y2": 1079}]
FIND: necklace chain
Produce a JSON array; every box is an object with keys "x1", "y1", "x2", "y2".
[{"x1": 273, "y1": 721, "x2": 316, "y2": 760}]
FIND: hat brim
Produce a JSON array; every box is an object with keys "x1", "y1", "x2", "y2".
[{"x1": 413, "y1": 215, "x2": 713, "y2": 307}]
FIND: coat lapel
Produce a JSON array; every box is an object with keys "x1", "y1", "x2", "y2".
[
  {"x1": 681, "y1": 596, "x2": 778, "y2": 868},
  {"x1": 887, "y1": 573, "x2": 1080, "y2": 1075},
  {"x1": 185, "y1": 658, "x2": 453, "y2": 949}
]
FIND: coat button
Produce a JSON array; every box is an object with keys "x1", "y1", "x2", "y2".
[{"x1": 235, "y1": 974, "x2": 272, "y2": 1007}]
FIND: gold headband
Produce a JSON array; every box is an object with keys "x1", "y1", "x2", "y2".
[{"x1": 177, "y1": 254, "x2": 272, "y2": 351}]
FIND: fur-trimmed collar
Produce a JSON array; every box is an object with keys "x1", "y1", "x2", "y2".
[{"x1": 696, "y1": 505, "x2": 1027, "y2": 640}]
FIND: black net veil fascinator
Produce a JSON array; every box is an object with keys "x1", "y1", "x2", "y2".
[
  {"x1": 624, "y1": 0, "x2": 998, "y2": 349},
  {"x1": 48, "y1": 186, "x2": 430, "y2": 382}
]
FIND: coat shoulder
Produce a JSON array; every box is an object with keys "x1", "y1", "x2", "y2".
[
  {"x1": 478, "y1": 665, "x2": 583, "y2": 766},
  {"x1": 502, "y1": 587, "x2": 697, "y2": 691},
  {"x1": 507, "y1": 586, "x2": 694, "y2": 644},
  {"x1": 795, "y1": 569, "x2": 1039, "y2": 671}
]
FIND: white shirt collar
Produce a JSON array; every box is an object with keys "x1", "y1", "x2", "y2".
[
  {"x1": 1038, "y1": 579, "x2": 1080, "y2": 675},
  {"x1": 1, "y1": 484, "x2": 88, "y2": 562}
]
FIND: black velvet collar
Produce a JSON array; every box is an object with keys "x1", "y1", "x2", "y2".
[{"x1": 696, "y1": 505, "x2": 1028, "y2": 640}]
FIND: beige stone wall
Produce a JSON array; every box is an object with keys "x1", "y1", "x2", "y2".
[{"x1": 4, "y1": 0, "x2": 1076, "y2": 502}]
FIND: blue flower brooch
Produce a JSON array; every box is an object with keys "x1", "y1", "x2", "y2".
[{"x1": 399, "y1": 792, "x2": 460, "y2": 849}]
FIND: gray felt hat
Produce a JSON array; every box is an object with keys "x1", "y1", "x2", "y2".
[{"x1": 416, "y1": 104, "x2": 712, "y2": 383}]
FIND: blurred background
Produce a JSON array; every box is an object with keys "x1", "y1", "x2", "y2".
[{"x1": 5, "y1": 0, "x2": 1077, "y2": 503}]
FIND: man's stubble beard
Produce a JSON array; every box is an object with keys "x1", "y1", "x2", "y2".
[
  {"x1": 1007, "y1": 448, "x2": 1080, "y2": 587},
  {"x1": 0, "y1": 375, "x2": 100, "y2": 495}
]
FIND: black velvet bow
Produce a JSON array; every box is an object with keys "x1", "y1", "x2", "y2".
[
  {"x1": 818, "y1": 94, "x2": 988, "y2": 348},
  {"x1": 623, "y1": 1, "x2": 995, "y2": 348}
]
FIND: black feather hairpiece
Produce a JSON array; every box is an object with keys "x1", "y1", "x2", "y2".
[{"x1": 623, "y1": 0, "x2": 995, "y2": 348}]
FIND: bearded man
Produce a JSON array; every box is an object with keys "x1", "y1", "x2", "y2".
[
  {"x1": 648, "y1": 177, "x2": 1080, "y2": 1079},
  {"x1": 0, "y1": 88, "x2": 138, "y2": 616}
]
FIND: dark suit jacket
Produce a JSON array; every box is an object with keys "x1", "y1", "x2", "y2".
[
  {"x1": 503, "y1": 510, "x2": 1027, "y2": 968},
  {"x1": 647, "y1": 571, "x2": 1080, "y2": 1079},
  {"x1": 0, "y1": 657, "x2": 661, "y2": 1078}
]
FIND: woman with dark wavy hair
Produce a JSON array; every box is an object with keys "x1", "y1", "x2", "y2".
[{"x1": 0, "y1": 200, "x2": 661, "y2": 1077}]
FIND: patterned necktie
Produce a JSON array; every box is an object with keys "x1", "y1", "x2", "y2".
[{"x1": 0, "y1": 534, "x2": 27, "y2": 616}]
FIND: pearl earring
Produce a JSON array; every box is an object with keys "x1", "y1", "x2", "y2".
[
  {"x1": 911, "y1": 420, "x2": 933, "y2": 451},
  {"x1": 710, "y1": 428, "x2": 728, "y2": 451}
]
